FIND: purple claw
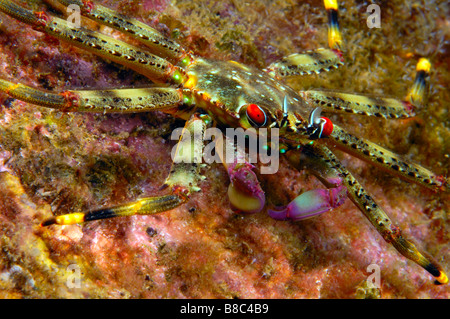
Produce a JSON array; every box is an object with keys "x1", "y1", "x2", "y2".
[
  {"x1": 268, "y1": 185, "x2": 347, "y2": 221},
  {"x1": 227, "y1": 162, "x2": 265, "y2": 214}
]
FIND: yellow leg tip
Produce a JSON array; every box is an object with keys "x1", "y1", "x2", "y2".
[
  {"x1": 435, "y1": 271, "x2": 448, "y2": 285},
  {"x1": 328, "y1": 28, "x2": 342, "y2": 51},
  {"x1": 405, "y1": 58, "x2": 431, "y2": 105},
  {"x1": 416, "y1": 58, "x2": 431, "y2": 73},
  {"x1": 324, "y1": 0, "x2": 338, "y2": 10}
]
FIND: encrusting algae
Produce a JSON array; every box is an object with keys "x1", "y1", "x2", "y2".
[{"x1": 0, "y1": 0, "x2": 449, "y2": 298}]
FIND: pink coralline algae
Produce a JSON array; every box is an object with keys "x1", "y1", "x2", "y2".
[{"x1": 0, "y1": 0, "x2": 449, "y2": 299}]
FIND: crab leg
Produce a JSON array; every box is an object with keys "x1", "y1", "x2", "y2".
[
  {"x1": 299, "y1": 56, "x2": 447, "y2": 192},
  {"x1": 41, "y1": 113, "x2": 208, "y2": 226},
  {"x1": 300, "y1": 90, "x2": 415, "y2": 119},
  {"x1": 0, "y1": 0, "x2": 185, "y2": 84},
  {"x1": 266, "y1": 49, "x2": 344, "y2": 78},
  {"x1": 323, "y1": 123, "x2": 449, "y2": 192},
  {"x1": 40, "y1": 193, "x2": 188, "y2": 226},
  {"x1": 405, "y1": 58, "x2": 431, "y2": 106},
  {"x1": 0, "y1": 78, "x2": 187, "y2": 114},
  {"x1": 51, "y1": 0, "x2": 191, "y2": 66},
  {"x1": 266, "y1": 0, "x2": 343, "y2": 79},
  {"x1": 300, "y1": 58, "x2": 431, "y2": 119},
  {"x1": 324, "y1": 0, "x2": 342, "y2": 51},
  {"x1": 287, "y1": 144, "x2": 448, "y2": 284}
]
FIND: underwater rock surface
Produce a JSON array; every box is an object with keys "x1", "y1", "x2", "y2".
[{"x1": 0, "y1": 0, "x2": 449, "y2": 298}]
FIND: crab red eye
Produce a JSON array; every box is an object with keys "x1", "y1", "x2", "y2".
[
  {"x1": 246, "y1": 104, "x2": 267, "y2": 127},
  {"x1": 320, "y1": 117, "x2": 333, "y2": 137}
]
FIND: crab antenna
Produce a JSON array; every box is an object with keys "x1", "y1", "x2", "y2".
[{"x1": 306, "y1": 107, "x2": 323, "y2": 138}]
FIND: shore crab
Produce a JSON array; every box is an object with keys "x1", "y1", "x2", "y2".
[{"x1": 3, "y1": 2, "x2": 445, "y2": 300}]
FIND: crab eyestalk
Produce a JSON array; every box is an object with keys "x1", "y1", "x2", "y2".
[{"x1": 306, "y1": 107, "x2": 334, "y2": 139}]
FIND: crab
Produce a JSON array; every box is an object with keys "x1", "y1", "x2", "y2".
[{"x1": 0, "y1": 0, "x2": 448, "y2": 297}]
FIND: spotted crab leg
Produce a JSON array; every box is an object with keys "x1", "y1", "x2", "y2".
[
  {"x1": 265, "y1": 0, "x2": 344, "y2": 79},
  {"x1": 300, "y1": 58, "x2": 431, "y2": 119},
  {"x1": 40, "y1": 193, "x2": 188, "y2": 226},
  {"x1": 323, "y1": 0, "x2": 342, "y2": 51},
  {"x1": 49, "y1": 0, "x2": 191, "y2": 66},
  {"x1": 300, "y1": 90, "x2": 416, "y2": 119},
  {"x1": 0, "y1": 0, "x2": 186, "y2": 84},
  {"x1": 298, "y1": 57, "x2": 448, "y2": 192},
  {"x1": 286, "y1": 144, "x2": 448, "y2": 285},
  {"x1": 0, "y1": 78, "x2": 190, "y2": 115},
  {"x1": 41, "y1": 113, "x2": 209, "y2": 226},
  {"x1": 265, "y1": 48, "x2": 344, "y2": 78},
  {"x1": 322, "y1": 123, "x2": 449, "y2": 192},
  {"x1": 405, "y1": 58, "x2": 431, "y2": 107}
]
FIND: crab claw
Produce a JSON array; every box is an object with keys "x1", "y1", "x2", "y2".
[
  {"x1": 227, "y1": 162, "x2": 265, "y2": 214},
  {"x1": 268, "y1": 184, "x2": 347, "y2": 221}
]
